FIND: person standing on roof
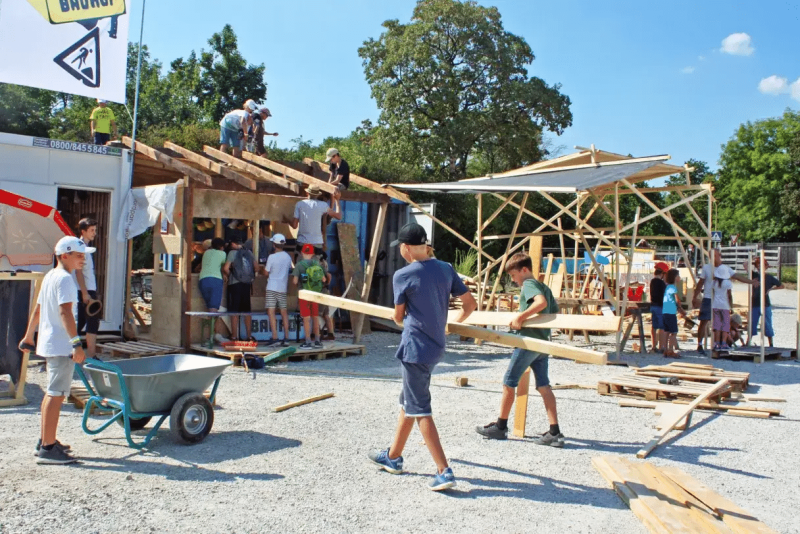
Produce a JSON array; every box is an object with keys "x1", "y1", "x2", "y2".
[
  {"x1": 90, "y1": 99, "x2": 117, "y2": 145},
  {"x1": 248, "y1": 107, "x2": 278, "y2": 156},
  {"x1": 219, "y1": 100, "x2": 258, "y2": 158},
  {"x1": 283, "y1": 184, "x2": 342, "y2": 255},
  {"x1": 325, "y1": 148, "x2": 350, "y2": 199}
]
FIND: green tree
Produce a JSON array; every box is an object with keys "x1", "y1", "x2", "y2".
[
  {"x1": 663, "y1": 159, "x2": 715, "y2": 238},
  {"x1": 716, "y1": 110, "x2": 800, "y2": 242},
  {"x1": 358, "y1": 0, "x2": 572, "y2": 182},
  {"x1": 0, "y1": 84, "x2": 57, "y2": 137},
  {"x1": 197, "y1": 24, "x2": 267, "y2": 122}
]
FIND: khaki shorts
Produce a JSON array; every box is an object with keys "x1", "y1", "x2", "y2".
[{"x1": 45, "y1": 356, "x2": 75, "y2": 397}]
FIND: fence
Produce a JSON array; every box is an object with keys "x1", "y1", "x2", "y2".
[
  {"x1": 763, "y1": 242, "x2": 800, "y2": 267},
  {"x1": 720, "y1": 245, "x2": 781, "y2": 277}
]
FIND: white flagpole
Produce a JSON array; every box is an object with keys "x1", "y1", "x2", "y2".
[{"x1": 128, "y1": 0, "x2": 147, "y2": 182}]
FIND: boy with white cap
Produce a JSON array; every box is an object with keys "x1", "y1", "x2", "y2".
[
  {"x1": 219, "y1": 99, "x2": 259, "y2": 158},
  {"x1": 19, "y1": 236, "x2": 93, "y2": 465},
  {"x1": 264, "y1": 233, "x2": 293, "y2": 347},
  {"x1": 711, "y1": 265, "x2": 734, "y2": 352}
]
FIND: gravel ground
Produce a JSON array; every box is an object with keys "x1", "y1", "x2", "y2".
[{"x1": 1, "y1": 289, "x2": 797, "y2": 533}]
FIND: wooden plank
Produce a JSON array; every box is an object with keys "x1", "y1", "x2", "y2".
[
  {"x1": 447, "y1": 310, "x2": 621, "y2": 332},
  {"x1": 243, "y1": 152, "x2": 337, "y2": 195},
  {"x1": 203, "y1": 146, "x2": 300, "y2": 194},
  {"x1": 122, "y1": 137, "x2": 212, "y2": 186},
  {"x1": 303, "y1": 158, "x2": 411, "y2": 203},
  {"x1": 273, "y1": 392, "x2": 334, "y2": 413},
  {"x1": 636, "y1": 379, "x2": 729, "y2": 459},
  {"x1": 299, "y1": 290, "x2": 608, "y2": 365},
  {"x1": 659, "y1": 466, "x2": 779, "y2": 534},
  {"x1": 353, "y1": 202, "x2": 388, "y2": 342},
  {"x1": 180, "y1": 184, "x2": 193, "y2": 350},
  {"x1": 512, "y1": 369, "x2": 531, "y2": 438},
  {"x1": 336, "y1": 223, "x2": 366, "y2": 337},
  {"x1": 529, "y1": 235, "x2": 543, "y2": 278},
  {"x1": 164, "y1": 142, "x2": 257, "y2": 190}
]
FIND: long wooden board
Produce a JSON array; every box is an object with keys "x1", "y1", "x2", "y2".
[
  {"x1": 203, "y1": 146, "x2": 300, "y2": 194},
  {"x1": 299, "y1": 290, "x2": 608, "y2": 365},
  {"x1": 122, "y1": 137, "x2": 212, "y2": 186},
  {"x1": 448, "y1": 310, "x2": 622, "y2": 332}
]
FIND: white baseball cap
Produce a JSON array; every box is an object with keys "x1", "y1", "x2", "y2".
[
  {"x1": 325, "y1": 148, "x2": 339, "y2": 162},
  {"x1": 270, "y1": 233, "x2": 286, "y2": 244},
  {"x1": 244, "y1": 99, "x2": 259, "y2": 112},
  {"x1": 55, "y1": 236, "x2": 95, "y2": 255}
]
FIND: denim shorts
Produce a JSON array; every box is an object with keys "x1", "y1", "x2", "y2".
[
  {"x1": 46, "y1": 356, "x2": 75, "y2": 397},
  {"x1": 398, "y1": 361, "x2": 434, "y2": 417},
  {"x1": 503, "y1": 349, "x2": 550, "y2": 389},
  {"x1": 198, "y1": 277, "x2": 223, "y2": 310},
  {"x1": 650, "y1": 305, "x2": 664, "y2": 330},
  {"x1": 663, "y1": 313, "x2": 679, "y2": 334},
  {"x1": 698, "y1": 298, "x2": 712, "y2": 321},
  {"x1": 220, "y1": 127, "x2": 242, "y2": 149}
]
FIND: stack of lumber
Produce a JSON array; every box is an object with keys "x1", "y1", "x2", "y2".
[
  {"x1": 633, "y1": 362, "x2": 750, "y2": 391},
  {"x1": 598, "y1": 373, "x2": 735, "y2": 403},
  {"x1": 593, "y1": 455, "x2": 778, "y2": 534}
]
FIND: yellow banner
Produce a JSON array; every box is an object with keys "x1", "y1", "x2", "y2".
[{"x1": 26, "y1": 0, "x2": 126, "y2": 25}]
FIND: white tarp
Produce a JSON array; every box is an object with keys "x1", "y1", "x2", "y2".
[
  {"x1": 117, "y1": 184, "x2": 177, "y2": 242},
  {"x1": 0, "y1": 0, "x2": 130, "y2": 102}
]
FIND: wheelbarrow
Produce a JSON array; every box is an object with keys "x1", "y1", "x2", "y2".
[{"x1": 75, "y1": 354, "x2": 231, "y2": 449}]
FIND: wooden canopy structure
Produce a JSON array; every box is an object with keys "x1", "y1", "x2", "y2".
[
  {"x1": 392, "y1": 145, "x2": 715, "y2": 353},
  {"x1": 122, "y1": 138, "x2": 408, "y2": 347}
]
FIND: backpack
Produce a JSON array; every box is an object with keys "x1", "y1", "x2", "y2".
[
  {"x1": 302, "y1": 263, "x2": 325, "y2": 292},
  {"x1": 231, "y1": 249, "x2": 255, "y2": 284}
]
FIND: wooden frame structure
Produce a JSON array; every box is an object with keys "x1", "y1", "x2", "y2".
[
  {"x1": 123, "y1": 138, "x2": 401, "y2": 347},
  {"x1": 0, "y1": 272, "x2": 43, "y2": 408}
]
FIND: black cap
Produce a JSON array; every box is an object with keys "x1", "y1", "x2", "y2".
[{"x1": 391, "y1": 222, "x2": 428, "y2": 247}]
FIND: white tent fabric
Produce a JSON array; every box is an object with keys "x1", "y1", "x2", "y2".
[
  {"x1": 390, "y1": 158, "x2": 667, "y2": 194},
  {"x1": 117, "y1": 184, "x2": 178, "y2": 242}
]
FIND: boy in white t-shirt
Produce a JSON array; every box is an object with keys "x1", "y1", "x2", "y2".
[
  {"x1": 263, "y1": 233, "x2": 293, "y2": 347},
  {"x1": 711, "y1": 265, "x2": 734, "y2": 352},
  {"x1": 20, "y1": 236, "x2": 93, "y2": 465}
]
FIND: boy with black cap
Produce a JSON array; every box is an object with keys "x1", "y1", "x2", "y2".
[
  {"x1": 20, "y1": 236, "x2": 92, "y2": 464},
  {"x1": 368, "y1": 223, "x2": 477, "y2": 491}
]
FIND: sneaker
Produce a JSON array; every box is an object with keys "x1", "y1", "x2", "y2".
[
  {"x1": 368, "y1": 448, "x2": 404, "y2": 474},
  {"x1": 712, "y1": 343, "x2": 721, "y2": 351},
  {"x1": 532, "y1": 431, "x2": 565, "y2": 448},
  {"x1": 279, "y1": 340, "x2": 289, "y2": 347},
  {"x1": 475, "y1": 422, "x2": 508, "y2": 440},
  {"x1": 429, "y1": 467, "x2": 457, "y2": 491},
  {"x1": 299, "y1": 342, "x2": 313, "y2": 349},
  {"x1": 36, "y1": 445, "x2": 77, "y2": 465},
  {"x1": 264, "y1": 339, "x2": 279, "y2": 347},
  {"x1": 696, "y1": 346, "x2": 706, "y2": 356},
  {"x1": 34, "y1": 439, "x2": 70, "y2": 456},
  {"x1": 314, "y1": 341, "x2": 323, "y2": 348},
  {"x1": 720, "y1": 344, "x2": 731, "y2": 351}
]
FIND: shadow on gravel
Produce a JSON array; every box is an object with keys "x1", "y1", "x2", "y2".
[
  {"x1": 0, "y1": 382, "x2": 44, "y2": 414},
  {"x1": 443, "y1": 458, "x2": 628, "y2": 507}
]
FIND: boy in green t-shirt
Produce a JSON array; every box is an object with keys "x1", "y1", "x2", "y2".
[
  {"x1": 476, "y1": 252, "x2": 564, "y2": 446},
  {"x1": 292, "y1": 244, "x2": 329, "y2": 348},
  {"x1": 90, "y1": 99, "x2": 117, "y2": 145}
]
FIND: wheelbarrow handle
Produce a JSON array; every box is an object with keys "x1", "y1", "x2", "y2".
[{"x1": 76, "y1": 358, "x2": 129, "y2": 402}]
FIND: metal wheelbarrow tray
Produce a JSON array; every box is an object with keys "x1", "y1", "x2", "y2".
[{"x1": 76, "y1": 354, "x2": 231, "y2": 449}]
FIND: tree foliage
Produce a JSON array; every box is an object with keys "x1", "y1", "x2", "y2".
[
  {"x1": 662, "y1": 159, "x2": 715, "y2": 238},
  {"x1": 716, "y1": 110, "x2": 800, "y2": 242},
  {"x1": 358, "y1": 0, "x2": 572, "y2": 181}
]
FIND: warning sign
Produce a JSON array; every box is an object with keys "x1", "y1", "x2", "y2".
[
  {"x1": 53, "y1": 27, "x2": 101, "y2": 88},
  {"x1": 26, "y1": 0, "x2": 126, "y2": 25}
]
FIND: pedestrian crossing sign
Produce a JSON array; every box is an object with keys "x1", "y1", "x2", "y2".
[{"x1": 711, "y1": 231, "x2": 723, "y2": 242}]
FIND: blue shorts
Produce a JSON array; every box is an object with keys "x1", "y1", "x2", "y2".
[
  {"x1": 698, "y1": 298, "x2": 712, "y2": 321},
  {"x1": 198, "y1": 277, "x2": 223, "y2": 310},
  {"x1": 220, "y1": 127, "x2": 242, "y2": 149},
  {"x1": 751, "y1": 307, "x2": 774, "y2": 338},
  {"x1": 650, "y1": 305, "x2": 664, "y2": 330},
  {"x1": 503, "y1": 349, "x2": 550, "y2": 389},
  {"x1": 398, "y1": 361, "x2": 434, "y2": 417},
  {"x1": 663, "y1": 313, "x2": 679, "y2": 334}
]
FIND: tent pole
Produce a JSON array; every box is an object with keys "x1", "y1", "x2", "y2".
[{"x1": 476, "y1": 194, "x2": 483, "y2": 311}]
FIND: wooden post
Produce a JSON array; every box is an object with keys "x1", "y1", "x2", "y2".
[
  {"x1": 614, "y1": 183, "x2": 620, "y2": 305},
  {"x1": 529, "y1": 235, "x2": 543, "y2": 279},
  {"x1": 759, "y1": 250, "x2": 766, "y2": 364},
  {"x1": 180, "y1": 182, "x2": 194, "y2": 350},
  {"x1": 476, "y1": 194, "x2": 483, "y2": 311},
  {"x1": 512, "y1": 369, "x2": 531, "y2": 438},
  {"x1": 123, "y1": 238, "x2": 136, "y2": 339},
  {"x1": 353, "y1": 202, "x2": 388, "y2": 343},
  {"x1": 616, "y1": 207, "x2": 640, "y2": 359},
  {"x1": 544, "y1": 253, "x2": 554, "y2": 285},
  {"x1": 251, "y1": 220, "x2": 260, "y2": 266},
  {"x1": 746, "y1": 252, "x2": 753, "y2": 347},
  {"x1": 214, "y1": 218, "x2": 223, "y2": 239}
]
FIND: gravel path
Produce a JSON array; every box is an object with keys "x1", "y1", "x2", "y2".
[{"x1": 1, "y1": 289, "x2": 797, "y2": 533}]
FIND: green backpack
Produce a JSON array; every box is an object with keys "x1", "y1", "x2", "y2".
[{"x1": 303, "y1": 263, "x2": 325, "y2": 292}]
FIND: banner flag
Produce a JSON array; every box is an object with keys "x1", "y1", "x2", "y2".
[{"x1": 0, "y1": 0, "x2": 130, "y2": 102}]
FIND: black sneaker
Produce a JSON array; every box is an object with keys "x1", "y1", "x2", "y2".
[
  {"x1": 475, "y1": 422, "x2": 508, "y2": 440},
  {"x1": 34, "y1": 439, "x2": 71, "y2": 456},
  {"x1": 36, "y1": 445, "x2": 77, "y2": 465},
  {"x1": 697, "y1": 345, "x2": 707, "y2": 356},
  {"x1": 314, "y1": 341, "x2": 323, "y2": 348},
  {"x1": 532, "y1": 431, "x2": 565, "y2": 448},
  {"x1": 264, "y1": 339, "x2": 279, "y2": 347}
]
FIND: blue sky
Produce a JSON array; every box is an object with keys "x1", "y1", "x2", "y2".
[{"x1": 129, "y1": 0, "x2": 799, "y2": 175}]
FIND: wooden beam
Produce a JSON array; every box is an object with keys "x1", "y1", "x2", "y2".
[
  {"x1": 202, "y1": 146, "x2": 300, "y2": 194},
  {"x1": 298, "y1": 291, "x2": 608, "y2": 365},
  {"x1": 164, "y1": 142, "x2": 257, "y2": 190},
  {"x1": 481, "y1": 193, "x2": 518, "y2": 232},
  {"x1": 540, "y1": 191, "x2": 627, "y2": 258},
  {"x1": 180, "y1": 184, "x2": 194, "y2": 350},
  {"x1": 122, "y1": 137, "x2": 212, "y2": 186},
  {"x1": 243, "y1": 152, "x2": 337, "y2": 195},
  {"x1": 476, "y1": 194, "x2": 483, "y2": 310},
  {"x1": 353, "y1": 202, "x2": 388, "y2": 343},
  {"x1": 447, "y1": 310, "x2": 622, "y2": 331},
  {"x1": 304, "y1": 158, "x2": 412, "y2": 204},
  {"x1": 675, "y1": 190, "x2": 710, "y2": 235},
  {"x1": 408, "y1": 196, "x2": 495, "y2": 263},
  {"x1": 512, "y1": 369, "x2": 531, "y2": 438},
  {"x1": 636, "y1": 379, "x2": 729, "y2": 459},
  {"x1": 487, "y1": 192, "x2": 529, "y2": 310},
  {"x1": 591, "y1": 184, "x2": 706, "y2": 196},
  {"x1": 273, "y1": 392, "x2": 334, "y2": 413}
]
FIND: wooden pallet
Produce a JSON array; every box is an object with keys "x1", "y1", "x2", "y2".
[
  {"x1": 68, "y1": 386, "x2": 112, "y2": 415},
  {"x1": 97, "y1": 341, "x2": 182, "y2": 359},
  {"x1": 191, "y1": 341, "x2": 366, "y2": 366},
  {"x1": 712, "y1": 346, "x2": 797, "y2": 362},
  {"x1": 598, "y1": 375, "x2": 733, "y2": 402},
  {"x1": 593, "y1": 455, "x2": 778, "y2": 533},
  {"x1": 634, "y1": 362, "x2": 750, "y2": 391}
]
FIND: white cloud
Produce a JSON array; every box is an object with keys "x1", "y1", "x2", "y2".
[
  {"x1": 681, "y1": 66, "x2": 695, "y2": 74},
  {"x1": 758, "y1": 75, "x2": 789, "y2": 95},
  {"x1": 698, "y1": 56, "x2": 705, "y2": 61},
  {"x1": 792, "y1": 79, "x2": 800, "y2": 102},
  {"x1": 721, "y1": 33, "x2": 754, "y2": 56}
]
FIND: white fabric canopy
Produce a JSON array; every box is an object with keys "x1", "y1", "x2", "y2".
[{"x1": 117, "y1": 184, "x2": 178, "y2": 242}]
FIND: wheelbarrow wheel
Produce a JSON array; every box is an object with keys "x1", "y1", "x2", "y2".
[
  {"x1": 115, "y1": 414, "x2": 152, "y2": 431},
  {"x1": 170, "y1": 393, "x2": 214, "y2": 444}
]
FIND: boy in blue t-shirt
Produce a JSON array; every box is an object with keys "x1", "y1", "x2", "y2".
[
  {"x1": 662, "y1": 268, "x2": 686, "y2": 358},
  {"x1": 368, "y1": 223, "x2": 476, "y2": 491}
]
